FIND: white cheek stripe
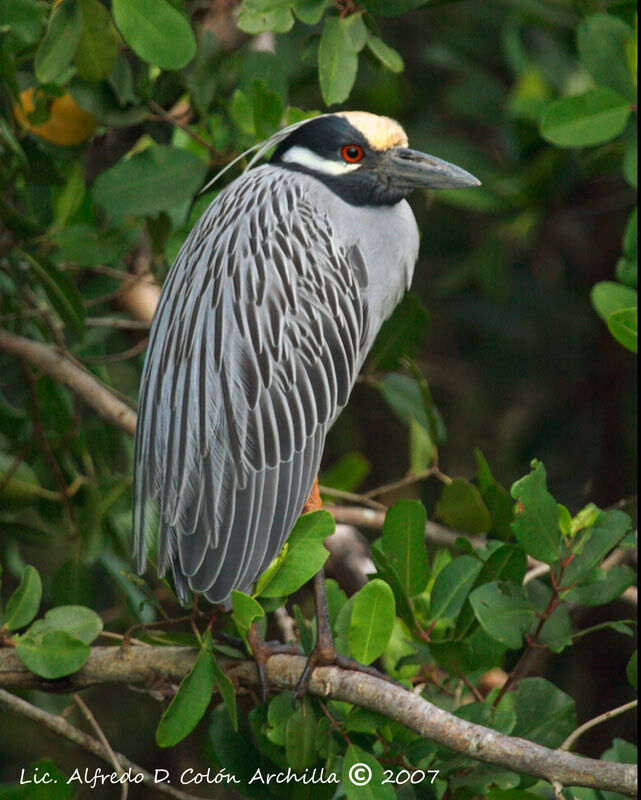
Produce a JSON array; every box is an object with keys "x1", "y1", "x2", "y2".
[{"x1": 281, "y1": 145, "x2": 361, "y2": 175}]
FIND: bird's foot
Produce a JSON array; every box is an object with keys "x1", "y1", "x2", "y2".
[
  {"x1": 247, "y1": 623, "x2": 302, "y2": 703},
  {"x1": 293, "y1": 636, "x2": 399, "y2": 706}
]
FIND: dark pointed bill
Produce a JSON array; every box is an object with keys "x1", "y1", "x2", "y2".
[{"x1": 382, "y1": 147, "x2": 481, "y2": 190}]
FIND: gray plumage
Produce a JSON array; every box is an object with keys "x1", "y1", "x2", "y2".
[{"x1": 133, "y1": 112, "x2": 477, "y2": 605}]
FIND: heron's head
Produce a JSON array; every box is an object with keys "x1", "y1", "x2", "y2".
[{"x1": 270, "y1": 111, "x2": 480, "y2": 206}]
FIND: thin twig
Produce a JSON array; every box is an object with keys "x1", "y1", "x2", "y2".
[
  {"x1": 553, "y1": 781, "x2": 566, "y2": 800},
  {"x1": 73, "y1": 694, "x2": 129, "y2": 800},
  {"x1": 362, "y1": 466, "x2": 448, "y2": 500},
  {"x1": 62, "y1": 263, "x2": 142, "y2": 281},
  {"x1": 97, "y1": 631, "x2": 151, "y2": 648},
  {"x1": 0, "y1": 689, "x2": 206, "y2": 800},
  {"x1": 86, "y1": 317, "x2": 151, "y2": 330},
  {"x1": 273, "y1": 605, "x2": 297, "y2": 644},
  {"x1": 0, "y1": 435, "x2": 34, "y2": 496},
  {"x1": 319, "y1": 485, "x2": 387, "y2": 510},
  {"x1": 83, "y1": 336, "x2": 149, "y2": 364},
  {"x1": 523, "y1": 563, "x2": 552, "y2": 585},
  {"x1": 560, "y1": 700, "x2": 638, "y2": 753},
  {"x1": 148, "y1": 100, "x2": 218, "y2": 159}
]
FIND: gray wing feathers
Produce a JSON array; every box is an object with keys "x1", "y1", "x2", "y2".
[{"x1": 133, "y1": 167, "x2": 368, "y2": 603}]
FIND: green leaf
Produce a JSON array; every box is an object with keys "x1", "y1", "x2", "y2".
[
  {"x1": 577, "y1": 13, "x2": 636, "y2": 102},
  {"x1": 208, "y1": 705, "x2": 265, "y2": 793},
  {"x1": 348, "y1": 579, "x2": 395, "y2": 664},
  {"x1": 34, "y1": 0, "x2": 83, "y2": 84},
  {"x1": 73, "y1": 0, "x2": 118, "y2": 83},
  {"x1": 509, "y1": 677, "x2": 576, "y2": 747},
  {"x1": 156, "y1": 646, "x2": 215, "y2": 747},
  {"x1": 534, "y1": 595, "x2": 573, "y2": 654},
  {"x1": 591, "y1": 281, "x2": 637, "y2": 321},
  {"x1": 455, "y1": 544, "x2": 527, "y2": 640},
  {"x1": 409, "y1": 415, "x2": 435, "y2": 472},
  {"x1": 437, "y1": 478, "x2": 492, "y2": 534},
  {"x1": 344, "y1": 13, "x2": 367, "y2": 53},
  {"x1": 564, "y1": 510, "x2": 631, "y2": 585},
  {"x1": 623, "y1": 140, "x2": 637, "y2": 187},
  {"x1": 627, "y1": 650, "x2": 637, "y2": 689},
  {"x1": 381, "y1": 500, "x2": 429, "y2": 597},
  {"x1": 455, "y1": 701, "x2": 516, "y2": 736},
  {"x1": 18, "y1": 248, "x2": 85, "y2": 339},
  {"x1": 208, "y1": 639, "x2": 238, "y2": 731},
  {"x1": 267, "y1": 690, "x2": 297, "y2": 747},
  {"x1": 602, "y1": 737, "x2": 638, "y2": 767},
  {"x1": 4, "y1": 565, "x2": 42, "y2": 631},
  {"x1": 510, "y1": 461, "x2": 561, "y2": 564},
  {"x1": 320, "y1": 451, "x2": 371, "y2": 493},
  {"x1": 237, "y1": 0, "x2": 295, "y2": 34},
  {"x1": 369, "y1": 292, "x2": 430, "y2": 371},
  {"x1": 615, "y1": 256, "x2": 637, "y2": 289},
  {"x1": 285, "y1": 698, "x2": 317, "y2": 770},
  {"x1": 572, "y1": 619, "x2": 635, "y2": 642},
  {"x1": 0, "y1": 452, "x2": 53, "y2": 502},
  {"x1": 6, "y1": 758, "x2": 73, "y2": 800},
  {"x1": 566, "y1": 565, "x2": 636, "y2": 606},
  {"x1": 92, "y1": 145, "x2": 207, "y2": 217},
  {"x1": 294, "y1": 603, "x2": 314, "y2": 655},
  {"x1": 293, "y1": 0, "x2": 327, "y2": 25},
  {"x1": 608, "y1": 307, "x2": 637, "y2": 353},
  {"x1": 53, "y1": 224, "x2": 138, "y2": 266},
  {"x1": 343, "y1": 744, "x2": 396, "y2": 800},
  {"x1": 470, "y1": 582, "x2": 535, "y2": 649},
  {"x1": 256, "y1": 510, "x2": 334, "y2": 597},
  {"x1": 430, "y1": 555, "x2": 483, "y2": 622},
  {"x1": 231, "y1": 590, "x2": 264, "y2": 647},
  {"x1": 318, "y1": 16, "x2": 358, "y2": 106},
  {"x1": 540, "y1": 88, "x2": 632, "y2": 148},
  {"x1": 475, "y1": 448, "x2": 514, "y2": 540},
  {"x1": 53, "y1": 159, "x2": 85, "y2": 225},
  {"x1": 248, "y1": 79, "x2": 284, "y2": 138},
  {"x1": 70, "y1": 79, "x2": 147, "y2": 127},
  {"x1": 1, "y1": 0, "x2": 45, "y2": 51},
  {"x1": 15, "y1": 630, "x2": 90, "y2": 678},
  {"x1": 370, "y1": 542, "x2": 417, "y2": 631},
  {"x1": 230, "y1": 88, "x2": 255, "y2": 135},
  {"x1": 28, "y1": 605, "x2": 103, "y2": 644},
  {"x1": 379, "y1": 373, "x2": 422, "y2": 430},
  {"x1": 366, "y1": 34, "x2": 404, "y2": 73},
  {"x1": 112, "y1": 0, "x2": 196, "y2": 70}
]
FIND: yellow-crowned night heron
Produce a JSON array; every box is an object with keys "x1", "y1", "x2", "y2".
[{"x1": 133, "y1": 111, "x2": 478, "y2": 697}]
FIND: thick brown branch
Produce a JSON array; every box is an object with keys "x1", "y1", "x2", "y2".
[
  {"x1": 0, "y1": 647, "x2": 636, "y2": 796},
  {"x1": 0, "y1": 330, "x2": 137, "y2": 436}
]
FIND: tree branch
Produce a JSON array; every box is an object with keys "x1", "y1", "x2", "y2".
[
  {"x1": 0, "y1": 647, "x2": 636, "y2": 796},
  {"x1": 560, "y1": 700, "x2": 638, "y2": 753},
  {"x1": 0, "y1": 329, "x2": 137, "y2": 436},
  {"x1": 0, "y1": 688, "x2": 206, "y2": 800}
]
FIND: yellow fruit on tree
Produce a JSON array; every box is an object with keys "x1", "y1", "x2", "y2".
[{"x1": 15, "y1": 88, "x2": 97, "y2": 146}]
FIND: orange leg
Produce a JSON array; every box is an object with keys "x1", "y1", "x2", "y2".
[{"x1": 303, "y1": 476, "x2": 322, "y2": 513}]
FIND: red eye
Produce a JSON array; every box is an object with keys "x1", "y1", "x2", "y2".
[{"x1": 341, "y1": 144, "x2": 364, "y2": 163}]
